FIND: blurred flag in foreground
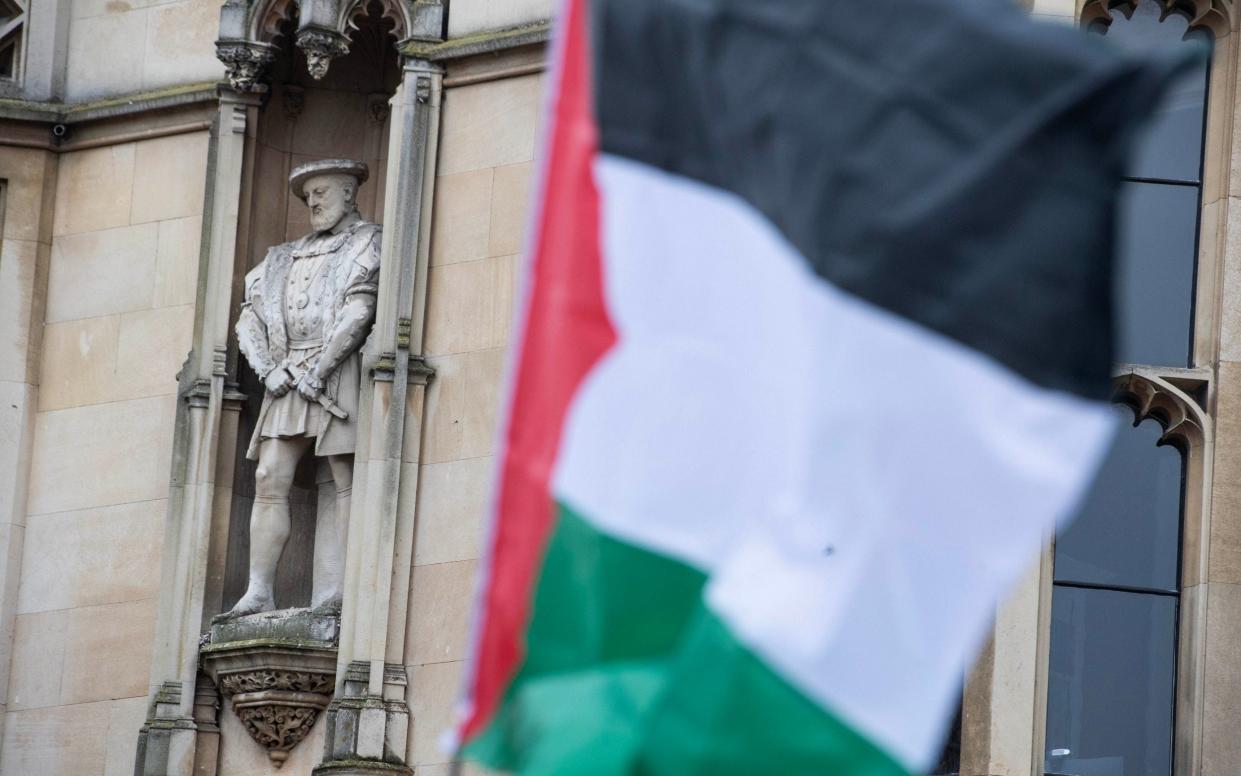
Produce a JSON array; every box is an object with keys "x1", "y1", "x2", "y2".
[{"x1": 453, "y1": 0, "x2": 1191, "y2": 773}]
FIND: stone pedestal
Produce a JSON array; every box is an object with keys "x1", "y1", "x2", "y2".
[{"x1": 201, "y1": 608, "x2": 340, "y2": 768}]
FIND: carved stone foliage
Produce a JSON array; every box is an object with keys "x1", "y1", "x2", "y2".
[
  {"x1": 216, "y1": 40, "x2": 278, "y2": 93},
  {"x1": 219, "y1": 668, "x2": 336, "y2": 696},
  {"x1": 1081, "y1": 0, "x2": 1232, "y2": 37},
  {"x1": 201, "y1": 608, "x2": 340, "y2": 768}
]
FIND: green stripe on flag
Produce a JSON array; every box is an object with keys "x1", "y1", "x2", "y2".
[{"x1": 467, "y1": 504, "x2": 909, "y2": 776}]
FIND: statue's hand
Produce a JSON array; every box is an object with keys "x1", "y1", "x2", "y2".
[
  {"x1": 264, "y1": 367, "x2": 294, "y2": 397},
  {"x1": 297, "y1": 371, "x2": 323, "y2": 401}
]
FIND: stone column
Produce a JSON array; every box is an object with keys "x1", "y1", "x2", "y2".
[
  {"x1": 316, "y1": 58, "x2": 442, "y2": 776},
  {"x1": 136, "y1": 88, "x2": 259, "y2": 776},
  {"x1": 0, "y1": 146, "x2": 55, "y2": 756},
  {"x1": 959, "y1": 551, "x2": 1049, "y2": 776}
]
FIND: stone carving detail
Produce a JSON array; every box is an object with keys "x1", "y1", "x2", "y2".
[
  {"x1": 1080, "y1": 0, "x2": 1232, "y2": 36},
  {"x1": 297, "y1": 28, "x2": 351, "y2": 80},
  {"x1": 220, "y1": 669, "x2": 335, "y2": 696},
  {"x1": 201, "y1": 609, "x2": 340, "y2": 768},
  {"x1": 216, "y1": 41, "x2": 277, "y2": 93},
  {"x1": 227, "y1": 673, "x2": 333, "y2": 766},
  {"x1": 217, "y1": 0, "x2": 435, "y2": 86},
  {"x1": 1112, "y1": 369, "x2": 1207, "y2": 451}
]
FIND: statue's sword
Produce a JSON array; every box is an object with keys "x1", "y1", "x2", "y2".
[{"x1": 316, "y1": 394, "x2": 349, "y2": 420}]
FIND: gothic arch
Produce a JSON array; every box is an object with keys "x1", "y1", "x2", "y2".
[
  {"x1": 1111, "y1": 369, "x2": 1209, "y2": 452},
  {"x1": 1081, "y1": 0, "x2": 1233, "y2": 38},
  {"x1": 217, "y1": 0, "x2": 440, "y2": 90}
]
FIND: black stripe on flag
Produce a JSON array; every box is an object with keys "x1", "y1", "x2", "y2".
[{"x1": 591, "y1": 0, "x2": 1195, "y2": 399}]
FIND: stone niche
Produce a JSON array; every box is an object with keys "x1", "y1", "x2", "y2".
[
  {"x1": 206, "y1": 0, "x2": 401, "y2": 769},
  {"x1": 220, "y1": 0, "x2": 400, "y2": 616}
]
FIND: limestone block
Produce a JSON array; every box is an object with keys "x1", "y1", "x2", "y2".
[
  {"x1": 422, "y1": 348, "x2": 504, "y2": 464},
  {"x1": 413, "y1": 457, "x2": 490, "y2": 566},
  {"x1": 446, "y1": 0, "x2": 552, "y2": 38},
  {"x1": 6, "y1": 609, "x2": 67, "y2": 710},
  {"x1": 17, "y1": 499, "x2": 164, "y2": 614},
  {"x1": 0, "y1": 701, "x2": 110, "y2": 775},
  {"x1": 407, "y1": 660, "x2": 462, "y2": 766},
  {"x1": 424, "y1": 255, "x2": 515, "y2": 356},
  {"x1": 402, "y1": 387, "x2": 427, "y2": 465},
  {"x1": 430, "y1": 169, "x2": 494, "y2": 267},
  {"x1": 104, "y1": 696, "x2": 147, "y2": 776},
  {"x1": 52, "y1": 144, "x2": 136, "y2": 237},
  {"x1": 0, "y1": 147, "x2": 54, "y2": 243},
  {"x1": 59, "y1": 599, "x2": 156, "y2": 705},
  {"x1": 0, "y1": 521, "x2": 24, "y2": 700},
  {"x1": 438, "y1": 76, "x2": 542, "y2": 176},
  {"x1": 73, "y1": 0, "x2": 155, "y2": 20},
  {"x1": 46, "y1": 223, "x2": 158, "y2": 322},
  {"x1": 38, "y1": 314, "x2": 121, "y2": 411},
  {"x1": 1217, "y1": 199, "x2": 1241, "y2": 361},
  {"x1": 0, "y1": 381, "x2": 36, "y2": 524},
  {"x1": 1029, "y1": 0, "x2": 1075, "y2": 19},
  {"x1": 64, "y1": 8, "x2": 146, "y2": 100},
  {"x1": 1202, "y1": 582, "x2": 1241, "y2": 774},
  {"x1": 405, "y1": 559, "x2": 477, "y2": 666},
  {"x1": 142, "y1": 0, "x2": 226, "y2": 92},
  {"x1": 27, "y1": 394, "x2": 175, "y2": 515},
  {"x1": 115, "y1": 304, "x2": 194, "y2": 399},
  {"x1": 488, "y1": 162, "x2": 531, "y2": 258},
  {"x1": 1211, "y1": 362, "x2": 1241, "y2": 583},
  {"x1": 0, "y1": 239, "x2": 42, "y2": 384},
  {"x1": 131, "y1": 132, "x2": 209, "y2": 225},
  {"x1": 153, "y1": 215, "x2": 202, "y2": 308}
]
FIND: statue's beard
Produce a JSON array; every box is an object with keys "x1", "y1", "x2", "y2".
[{"x1": 311, "y1": 204, "x2": 349, "y2": 232}]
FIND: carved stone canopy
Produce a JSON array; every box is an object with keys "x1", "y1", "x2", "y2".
[
  {"x1": 1080, "y1": 0, "x2": 1233, "y2": 38},
  {"x1": 216, "y1": 0, "x2": 444, "y2": 92}
]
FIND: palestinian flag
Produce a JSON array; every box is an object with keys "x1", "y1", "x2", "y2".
[{"x1": 455, "y1": 0, "x2": 1190, "y2": 772}]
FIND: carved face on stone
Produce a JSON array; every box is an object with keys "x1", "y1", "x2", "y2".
[{"x1": 304, "y1": 173, "x2": 357, "y2": 233}]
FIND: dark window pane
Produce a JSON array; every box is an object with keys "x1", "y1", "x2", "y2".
[
  {"x1": 1045, "y1": 587, "x2": 1176, "y2": 776},
  {"x1": 1114, "y1": 181, "x2": 1197, "y2": 366},
  {"x1": 1094, "y1": 0, "x2": 1209, "y2": 182},
  {"x1": 1056, "y1": 410, "x2": 1182, "y2": 591}
]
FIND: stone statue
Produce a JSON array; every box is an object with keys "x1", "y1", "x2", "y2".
[{"x1": 228, "y1": 159, "x2": 381, "y2": 617}]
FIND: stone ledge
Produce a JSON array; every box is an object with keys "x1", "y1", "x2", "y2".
[
  {"x1": 400, "y1": 21, "x2": 550, "y2": 61},
  {"x1": 312, "y1": 761, "x2": 414, "y2": 775},
  {"x1": 0, "y1": 82, "x2": 219, "y2": 125}
]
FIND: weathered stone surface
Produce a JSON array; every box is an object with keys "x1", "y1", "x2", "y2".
[
  {"x1": 209, "y1": 607, "x2": 340, "y2": 646},
  {"x1": 203, "y1": 608, "x2": 341, "y2": 768}
]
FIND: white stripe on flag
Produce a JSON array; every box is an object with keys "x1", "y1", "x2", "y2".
[{"x1": 552, "y1": 153, "x2": 1114, "y2": 768}]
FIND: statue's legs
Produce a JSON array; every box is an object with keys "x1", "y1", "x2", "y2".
[
  {"x1": 229, "y1": 436, "x2": 312, "y2": 616},
  {"x1": 311, "y1": 453, "x2": 353, "y2": 609}
]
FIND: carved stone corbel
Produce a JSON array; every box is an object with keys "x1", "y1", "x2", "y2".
[
  {"x1": 216, "y1": 40, "x2": 278, "y2": 93},
  {"x1": 201, "y1": 609, "x2": 341, "y2": 768},
  {"x1": 297, "y1": 27, "x2": 352, "y2": 80}
]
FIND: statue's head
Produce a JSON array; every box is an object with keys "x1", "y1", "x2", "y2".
[{"x1": 289, "y1": 159, "x2": 369, "y2": 233}]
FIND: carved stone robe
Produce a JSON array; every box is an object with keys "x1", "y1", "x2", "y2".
[{"x1": 237, "y1": 220, "x2": 381, "y2": 460}]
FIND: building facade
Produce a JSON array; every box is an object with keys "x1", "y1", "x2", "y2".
[{"x1": 0, "y1": 0, "x2": 1236, "y2": 774}]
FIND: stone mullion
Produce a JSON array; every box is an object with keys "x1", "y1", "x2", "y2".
[
  {"x1": 137, "y1": 88, "x2": 259, "y2": 776},
  {"x1": 318, "y1": 58, "x2": 442, "y2": 775}
]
